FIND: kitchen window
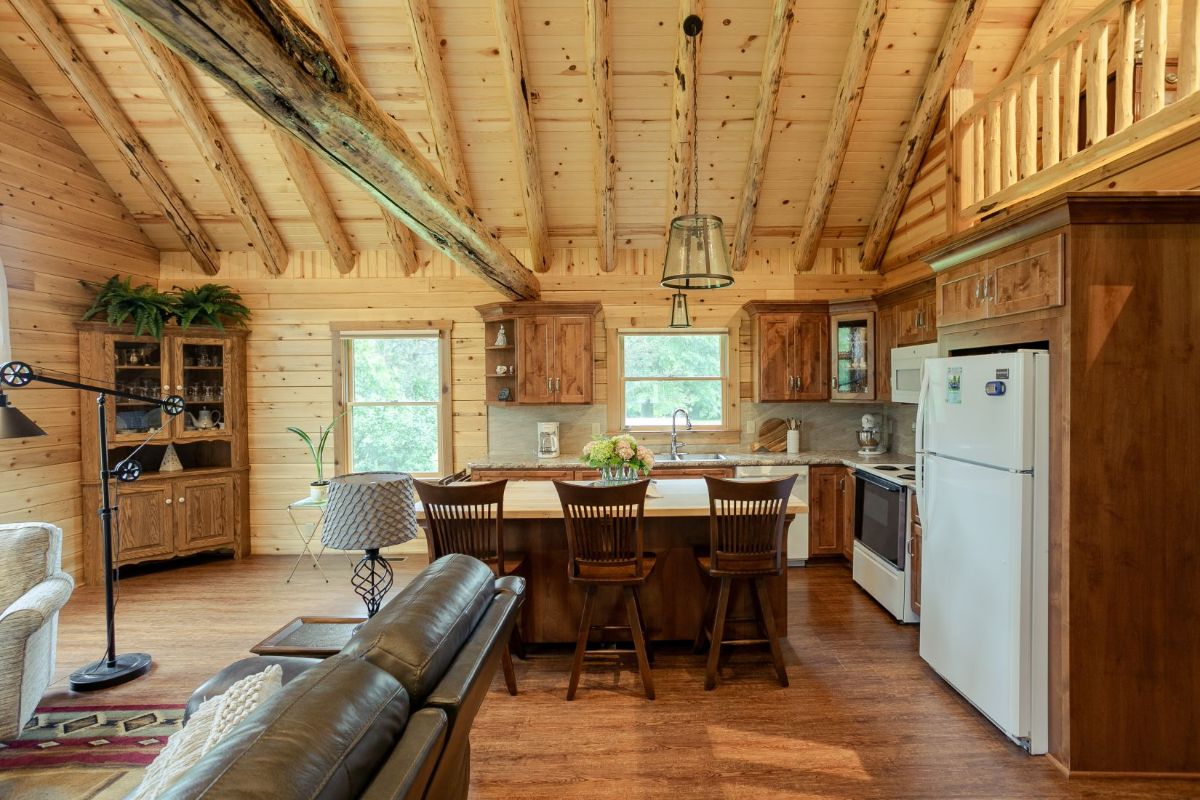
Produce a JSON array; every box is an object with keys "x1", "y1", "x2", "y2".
[
  {"x1": 331, "y1": 322, "x2": 452, "y2": 476},
  {"x1": 614, "y1": 330, "x2": 733, "y2": 430}
]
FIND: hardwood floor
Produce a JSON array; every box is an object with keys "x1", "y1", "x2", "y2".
[{"x1": 39, "y1": 555, "x2": 1197, "y2": 799}]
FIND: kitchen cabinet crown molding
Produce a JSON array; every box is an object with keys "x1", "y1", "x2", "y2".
[{"x1": 476, "y1": 301, "x2": 602, "y2": 319}]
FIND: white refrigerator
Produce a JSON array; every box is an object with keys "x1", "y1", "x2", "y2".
[{"x1": 915, "y1": 351, "x2": 1049, "y2": 755}]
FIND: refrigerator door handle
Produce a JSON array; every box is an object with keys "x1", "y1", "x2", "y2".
[{"x1": 915, "y1": 363, "x2": 931, "y2": 517}]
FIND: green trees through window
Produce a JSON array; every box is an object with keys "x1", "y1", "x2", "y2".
[
  {"x1": 346, "y1": 336, "x2": 441, "y2": 474},
  {"x1": 621, "y1": 333, "x2": 725, "y2": 427}
]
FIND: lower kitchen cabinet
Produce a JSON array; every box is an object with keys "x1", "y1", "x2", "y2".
[
  {"x1": 175, "y1": 476, "x2": 237, "y2": 555},
  {"x1": 809, "y1": 465, "x2": 854, "y2": 558},
  {"x1": 114, "y1": 483, "x2": 176, "y2": 563}
]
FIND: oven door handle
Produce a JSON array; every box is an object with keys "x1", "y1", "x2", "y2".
[{"x1": 856, "y1": 471, "x2": 903, "y2": 492}]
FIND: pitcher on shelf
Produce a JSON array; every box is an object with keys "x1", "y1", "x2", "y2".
[{"x1": 187, "y1": 409, "x2": 222, "y2": 430}]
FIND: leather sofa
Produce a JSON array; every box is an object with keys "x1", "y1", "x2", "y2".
[{"x1": 160, "y1": 554, "x2": 524, "y2": 800}]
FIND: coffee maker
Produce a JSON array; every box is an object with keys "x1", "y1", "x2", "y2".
[{"x1": 537, "y1": 422, "x2": 560, "y2": 459}]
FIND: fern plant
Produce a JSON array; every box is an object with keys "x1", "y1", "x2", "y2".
[
  {"x1": 80, "y1": 276, "x2": 177, "y2": 339},
  {"x1": 173, "y1": 283, "x2": 251, "y2": 331},
  {"x1": 287, "y1": 414, "x2": 345, "y2": 485}
]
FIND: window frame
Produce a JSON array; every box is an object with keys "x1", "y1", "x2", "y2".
[
  {"x1": 606, "y1": 326, "x2": 740, "y2": 437},
  {"x1": 330, "y1": 321, "x2": 453, "y2": 478}
]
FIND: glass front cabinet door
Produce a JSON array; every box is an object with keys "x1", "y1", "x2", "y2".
[
  {"x1": 830, "y1": 311, "x2": 875, "y2": 401},
  {"x1": 107, "y1": 334, "x2": 169, "y2": 444},
  {"x1": 171, "y1": 337, "x2": 233, "y2": 439}
]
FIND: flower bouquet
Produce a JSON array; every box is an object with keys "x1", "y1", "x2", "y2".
[{"x1": 581, "y1": 433, "x2": 654, "y2": 485}]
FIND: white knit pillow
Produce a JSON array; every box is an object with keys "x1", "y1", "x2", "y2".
[{"x1": 130, "y1": 664, "x2": 284, "y2": 800}]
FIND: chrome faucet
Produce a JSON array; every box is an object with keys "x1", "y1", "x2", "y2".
[{"x1": 670, "y1": 408, "x2": 692, "y2": 458}]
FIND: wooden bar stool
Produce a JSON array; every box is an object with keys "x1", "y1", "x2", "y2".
[
  {"x1": 553, "y1": 479, "x2": 655, "y2": 701},
  {"x1": 694, "y1": 475, "x2": 795, "y2": 691},
  {"x1": 414, "y1": 478, "x2": 525, "y2": 695}
]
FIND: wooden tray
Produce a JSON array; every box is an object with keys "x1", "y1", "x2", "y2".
[{"x1": 250, "y1": 616, "x2": 365, "y2": 658}]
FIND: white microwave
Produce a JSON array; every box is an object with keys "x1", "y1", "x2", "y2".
[{"x1": 890, "y1": 343, "x2": 939, "y2": 403}]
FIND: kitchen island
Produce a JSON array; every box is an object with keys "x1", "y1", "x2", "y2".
[{"x1": 419, "y1": 478, "x2": 805, "y2": 643}]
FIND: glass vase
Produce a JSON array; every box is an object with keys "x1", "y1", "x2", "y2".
[{"x1": 598, "y1": 464, "x2": 639, "y2": 485}]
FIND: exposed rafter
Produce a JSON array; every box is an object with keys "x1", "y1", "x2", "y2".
[
  {"x1": 405, "y1": 0, "x2": 473, "y2": 206},
  {"x1": 109, "y1": 0, "x2": 539, "y2": 299},
  {"x1": 668, "y1": 0, "x2": 703, "y2": 223},
  {"x1": 585, "y1": 0, "x2": 617, "y2": 273},
  {"x1": 794, "y1": 0, "x2": 886, "y2": 273},
  {"x1": 859, "y1": 0, "x2": 987, "y2": 272},
  {"x1": 8, "y1": 0, "x2": 220, "y2": 275},
  {"x1": 1009, "y1": 0, "x2": 1073, "y2": 76},
  {"x1": 731, "y1": 0, "x2": 796, "y2": 273},
  {"x1": 113, "y1": 11, "x2": 288, "y2": 275},
  {"x1": 270, "y1": 129, "x2": 357, "y2": 274},
  {"x1": 493, "y1": 0, "x2": 552, "y2": 274},
  {"x1": 306, "y1": 0, "x2": 420, "y2": 273}
]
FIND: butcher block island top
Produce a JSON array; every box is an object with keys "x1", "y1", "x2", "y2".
[{"x1": 416, "y1": 477, "x2": 807, "y2": 520}]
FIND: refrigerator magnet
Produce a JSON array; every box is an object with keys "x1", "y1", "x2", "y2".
[{"x1": 946, "y1": 367, "x2": 962, "y2": 404}]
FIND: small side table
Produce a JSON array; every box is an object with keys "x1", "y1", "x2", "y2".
[
  {"x1": 285, "y1": 497, "x2": 351, "y2": 583},
  {"x1": 250, "y1": 616, "x2": 365, "y2": 658}
]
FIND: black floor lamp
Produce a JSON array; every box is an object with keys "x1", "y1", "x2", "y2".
[{"x1": 0, "y1": 360, "x2": 184, "y2": 691}]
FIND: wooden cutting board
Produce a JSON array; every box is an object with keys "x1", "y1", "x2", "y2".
[{"x1": 753, "y1": 418, "x2": 790, "y2": 452}]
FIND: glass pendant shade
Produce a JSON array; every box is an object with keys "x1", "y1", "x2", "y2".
[
  {"x1": 668, "y1": 291, "x2": 690, "y2": 328},
  {"x1": 0, "y1": 391, "x2": 46, "y2": 439},
  {"x1": 661, "y1": 213, "x2": 734, "y2": 290}
]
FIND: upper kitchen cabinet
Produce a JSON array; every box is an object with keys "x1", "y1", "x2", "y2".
[
  {"x1": 743, "y1": 303, "x2": 830, "y2": 402},
  {"x1": 477, "y1": 302, "x2": 601, "y2": 406},
  {"x1": 829, "y1": 304, "x2": 875, "y2": 401},
  {"x1": 894, "y1": 291, "x2": 937, "y2": 346},
  {"x1": 935, "y1": 232, "x2": 1064, "y2": 328}
]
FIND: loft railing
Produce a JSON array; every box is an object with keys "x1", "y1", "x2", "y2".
[{"x1": 952, "y1": 0, "x2": 1200, "y2": 222}]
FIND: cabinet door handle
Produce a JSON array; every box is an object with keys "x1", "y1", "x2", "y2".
[
  {"x1": 162, "y1": 384, "x2": 170, "y2": 394},
  {"x1": 178, "y1": 497, "x2": 185, "y2": 504},
  {"x1": 546, "y1": 378, "x2": 553, "y2": 393},
  {"x1": 165, "y1": 498, "x2": 172, "y2": 505},
  {"x1": 987, "y1": 275, "x2": 995, "y2": 300},
  {"x1": 831, "y1": 376, "x2": 837, "y2": 390},
  {"x1": 975, "y1": 279, "x2": 983, "y2": 301},
  {"x1": 176, "y1": 384, "x2": 183, "y2": 392},
  {"x1": 555, "y1": 377, "x2": 561, "y2": 392}
]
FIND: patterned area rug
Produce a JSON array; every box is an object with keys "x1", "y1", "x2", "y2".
[{"x1": 0, "y1": 704, "x2": 183, "y2": 770}]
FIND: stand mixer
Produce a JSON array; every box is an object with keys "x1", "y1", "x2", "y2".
[{"x1": 856, "y1": 413, "x2": 888, "y2": 456}]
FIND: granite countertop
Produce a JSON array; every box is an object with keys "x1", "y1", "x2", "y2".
[{"x1": 469, "y1": 449, "x2": 916, "y2": 471}]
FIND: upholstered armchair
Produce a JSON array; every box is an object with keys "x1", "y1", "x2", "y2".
[{"x1": 0, "y1": 523, "x2": 74, "y2": 738}]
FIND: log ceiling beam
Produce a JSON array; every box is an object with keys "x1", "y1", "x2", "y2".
[
  {"x1": 493, "y1": 0, "x2": 552, "y2": 274},
  {"x1": 306, "y1": 0, "x2": 420, "y2": 275},
  {"x1": 269, "y1": 129, "x2": 357, "y2": 273},
  {"x1": 859, "y1": 0, "x2": 987, "y2": 272},
  {"x1": 794, "y1": 0, "x2": 886, "y2": 272},
  {"x1": 1009, "y1": 0, "x2": 1073, "y2": 76},
  {"x1": 731, "y1": 0, "x2": 797, "y2": 272},
  {"x1": 113, "y1": 11, "x2": 289, "y2": 275},
  {"x1": 585, "y1": 0, "x2": 616, "y2": 272},
  {"x1": 108, "y1": 0, "x2": 539, "y2": 299},
  {"x1": 405, "y1": 0, "x2": 473, "y2": 206},
  {"x1": 668, "y1": 0, "x2": 703, "y2": 224},
  {"x1": 8, "y1": 0, "x2": 220, "y2": 275}
]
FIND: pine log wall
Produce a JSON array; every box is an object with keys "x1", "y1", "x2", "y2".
[
  {"x1": 0, "y1": 53, "x2": 160, "y2": 578},
  {"x1": 160, "y1": 247, "x2": 877, "y2": 557}
]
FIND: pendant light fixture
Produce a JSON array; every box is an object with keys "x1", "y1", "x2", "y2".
[
  {"x1": 668, "y1": 291, "x2": 691, "y2": 328},
  {"x1": 661, "y1": 14, "x2": 733, "y2": 292}
]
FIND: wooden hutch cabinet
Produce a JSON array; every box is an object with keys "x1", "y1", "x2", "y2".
[
  {"x1": 743, "y1": 302, "x2": 829, "y2": 402},
  {"x1": 76, "y1": 323, "x2": 249, "y2": 585},
  {"x1": 476, "y1": 302, "x2": 600, "y2": 405}
]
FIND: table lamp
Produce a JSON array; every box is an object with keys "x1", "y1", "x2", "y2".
[{"x1": 321, "y1": 472, "x2": 419, "y2": 617}]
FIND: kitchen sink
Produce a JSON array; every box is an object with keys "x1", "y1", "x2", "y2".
[{"x1": 668, "y1": 453, "x2": 727, "y2": 462}]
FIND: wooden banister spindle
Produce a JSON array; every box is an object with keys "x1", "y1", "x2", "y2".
[
  {"x1": 1143, "y1": 0, "x2": 1169, "y2": 116},
  {"x1": 987, "y1": 100, "x2": 1002, "y2": 195},
  {"x1": 972, "y1": 117, "x2": 985, "y2": 202},
  {"x1": 1063, "y1": 39, "x2": 1083, "y2": 157},
  {"x1": 1002, "y1": 86, "x2": 1018, "y2": 188},
  {"x1": 1183, "y1": 0, "x2": 1200, "y2": 97},
  {"x1": 1019, "y1": 74, "x2": 1038, "y2": 179},
  {"x1": 1085, "y1": 20, "x2": 1109, "y2": 147},
  {"x1": 1042, "y1": 56, "x2": 1061, "y2": 169},
  {"x1": 1114, "y1": 1, "x2": 1136, "y2": 131}
]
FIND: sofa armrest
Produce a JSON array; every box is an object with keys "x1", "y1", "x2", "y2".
[
  {"x1": 0, "y1": 572, "x2": 73, "y2": 641},
  {"x1": 184, "y1": 656, "x2": 322, "y2": 723},
  {"x1": 360, "y1": 707, "x2": 448, "y2": 800}
]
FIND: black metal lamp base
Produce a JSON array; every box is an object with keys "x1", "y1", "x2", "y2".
[
  {"x1": 352, "y1": 549, "x2": 394, "y2": 618},
  {"x1": 69, "y1": 653, "x2": 152, "y2": 692}
]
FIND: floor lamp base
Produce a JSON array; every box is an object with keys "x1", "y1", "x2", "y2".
[{"x1": 69, "y1": 652, "x2": 152, "y2": 692}]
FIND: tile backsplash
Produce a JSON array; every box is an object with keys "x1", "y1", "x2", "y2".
[{"x1": 487, "y1": 402, "x2": 918, "y2": 457}]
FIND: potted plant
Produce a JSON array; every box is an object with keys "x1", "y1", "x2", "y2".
[
  {"x1": 173, "y1": 283, "x2": 251, "y2": 330},
  {"x1": 80, "y1": 276, "x2": 177, "y2": 339},
  {"x1": 287, "y1": 415, "x2": 344, "y2": 501},
  {"x1": 581, "y1": 433, "x2": 654, "y2": 485}
]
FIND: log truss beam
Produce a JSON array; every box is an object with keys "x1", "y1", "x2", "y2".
[
  {"x1": 668, "y1": 0, "x2": 703, "y2": 224},
  {"x1": 8, "y1": 0, "x2": 221, "y2": 274},
  {"x1": 731, "y1": 0, "x2": 796, "y2": 272},
  {"x1": 859, "y1": 0, "x2": 987, "y2": 272},
  {"x1": 585, "y1": 0, "x2": 617, "y2": 272},
  {"x1": 1009, "y1": 0, "x2": 1073, "y2": 77},
  {"x1": 109, "y1": 0, "x2": 540, "y2": 299}
]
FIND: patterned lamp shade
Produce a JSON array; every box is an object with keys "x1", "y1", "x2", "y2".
[{"x1": 321, "y1": 472, "x2": 419, "y2": 551}]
